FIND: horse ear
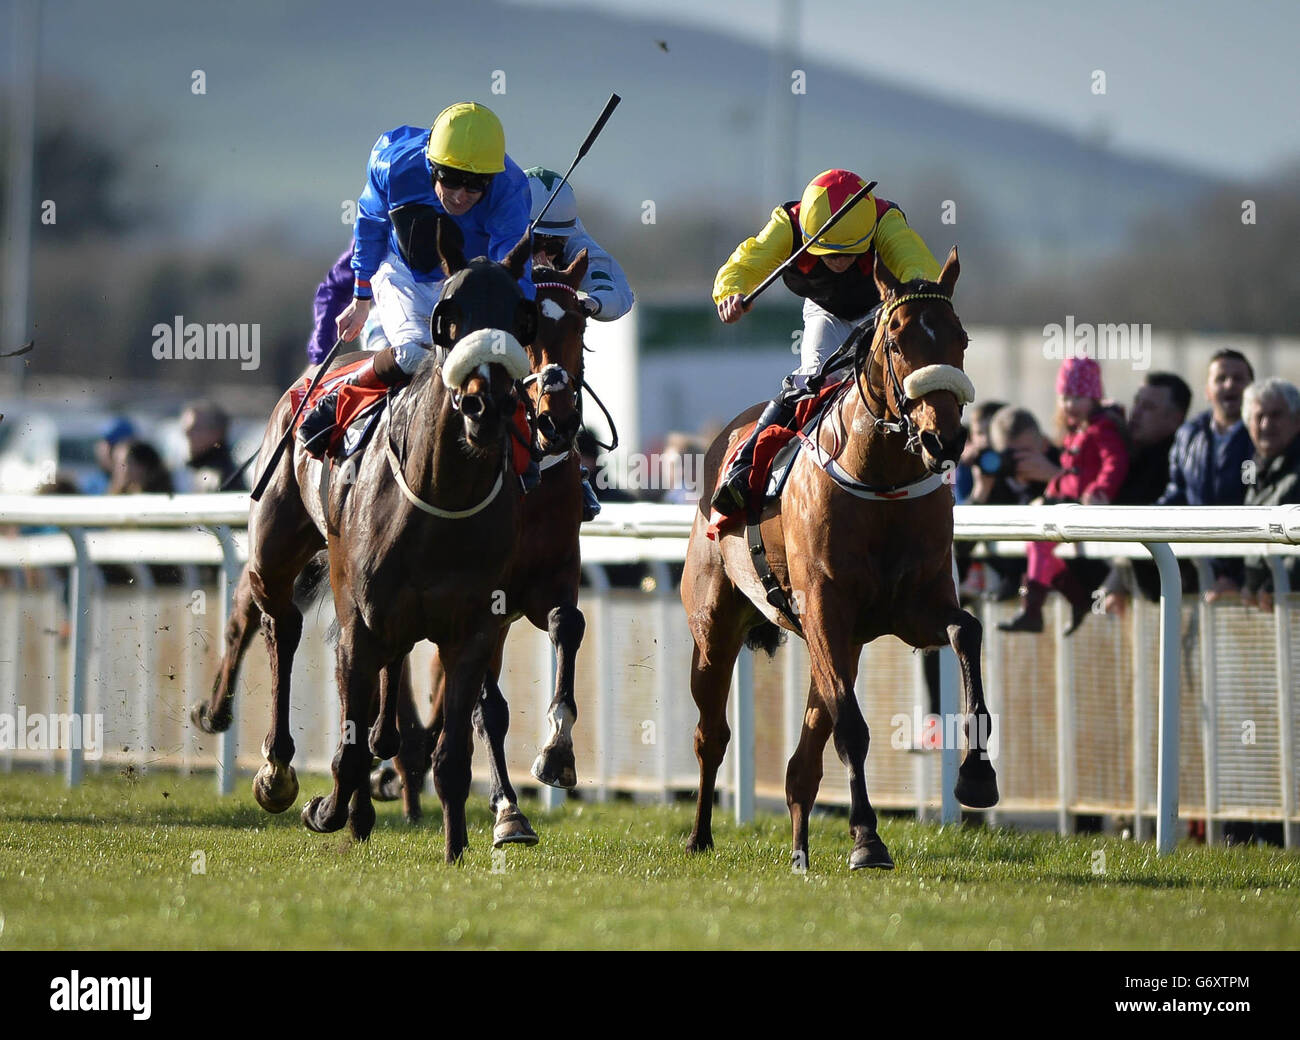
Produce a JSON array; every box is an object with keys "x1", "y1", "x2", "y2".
[
  {"x1": 502, "y1": 230, "x2": 532, "y2": 279},
  {"x1": 564, "y1": 247, "x2": 589, "y2": 288},
  {"x1": 873, "y1": 252, "x2": 901, "y2": 299},
  {"x1": 437, "y1": 216, "x2": 467, "y2": 277},
  {"x1": 938, "y1": 246, "x2": 960, "y2": 297},
  {"x1": 514, "y1": 298, "x2": 539, "y2": 346}
]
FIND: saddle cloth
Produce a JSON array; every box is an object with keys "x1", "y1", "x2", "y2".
[
  {"x1": 706, "y1": 378, "x2": 846, "y2": 540},
  {"x1": 289, "y1": 359, "x2": 533, "y2": 473}
]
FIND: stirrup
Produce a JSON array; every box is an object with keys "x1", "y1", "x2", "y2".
[
  {"x1": 710, "y1": 471, "x2": 750, "y2": 515},
  {"x1": 581, "y1": 476, "x2": 601, "y2": 521}
]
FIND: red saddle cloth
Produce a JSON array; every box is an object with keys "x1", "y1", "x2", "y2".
[
  {"x1": 706, "y1": 378, "x2": 845, "y2": 541},
  {"x1": 290, "y1": 359, "x2": 533, "y2": 473}
]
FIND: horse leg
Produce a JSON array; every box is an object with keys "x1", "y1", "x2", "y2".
[
  {"x1": 785, "y1": 680, "x2": 833, "y2": 870},
  {"x1": 804, "y1": 608, "x2": 893, "y2": 871},
  {"x1": 368, "y1": 658, "x2": 403, "y2": 761},
  {"x1": 301, "y1": 618, "x2": 380, "y2": 840},
  {"x1": 250, "y1": 595, "x2": 303, "y2": 814},
  {"x1": 376, "y1": 658, "x2": 430, "y2": 823},
  {"x1": 531, "y1": 603, "x2": 585, "y2": 790},
  {"x1": 684, "y1": 614, "x2": 747, "y2": 854},
  {"x1": 948, "y1": 609, "x2": 1000, "y2": 808},
  {"x1": 192, "y1": 564, "x2": 258, "y2": 734},
  {"x1": 474, "y1": 628, "x2": 538, "y2": 847},
  {"x1": 432, "y1": 628, "x2": 495, "y2": 863}
]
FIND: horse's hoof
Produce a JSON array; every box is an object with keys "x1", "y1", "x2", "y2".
[
  {"x1": 955, "y1": 769, "x2": 1000, "y2": 809},
  {"x1": 252, "y1": 763, "x2": 298, "y2": 814},
  {"x1": 368, "y1": 725, "x2": 401, "y2": 762},
  {"x1": 849, "y1": 835, "x2": 894, "y2": 871},
  {"x1": 531, "y1": 747, "x2": 577, "y2": 790},
  {"x1": 492, "y1": 807, "x2": 538, "y2": 848},
  {"x1": 685, "y1": 833, "x2": 713, "y2": 854},
  {"x1": 402, "y1": 807, "x2": 423, "y2": 825},
  {"x1": 301, "y1": 796, "x2": 337, "y2": 833},
  {"x1": 191, "y1": 702, "x2": 230, "y2": 735},
  {"x1": 348, "y1": 800, "x2": 376, "y2": 842},
  {"x1": 370, "y1": 765, "x2": 402, "y2": 802}
]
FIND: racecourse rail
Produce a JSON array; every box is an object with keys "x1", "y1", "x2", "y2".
[{"x1": 2, "y1": 495, "x2": 1298, "y2": 855}]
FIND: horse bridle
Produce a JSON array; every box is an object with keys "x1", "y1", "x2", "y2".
[
  {"x1": 522, "y1": 279, "x2": 620, "y2": 457},
  {"x1": 854, "y1": 291, "x2": 958, "y2": 457}
]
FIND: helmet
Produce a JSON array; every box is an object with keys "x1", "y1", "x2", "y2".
[
  {"x1": 798, "y1": 169, "x2": 876, "y2": 255},
  {"x1": 426, "y1": 102, "x2": 506, "y2": 174},
  {"x1": 525, "y1": 167, "x2": 579, "y2": 236}
]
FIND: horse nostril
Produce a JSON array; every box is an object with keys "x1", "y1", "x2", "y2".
[
  {"x1": 537, "y1": 413, "x2": 557, "y2": 439},
  {"x1": 461, "y1": 394, "x2": 485, "y2": 420},
  {"x1": 920, "y1": 430, "x2": 943, "y2": 457}
]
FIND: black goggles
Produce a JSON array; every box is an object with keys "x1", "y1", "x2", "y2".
[{"x1": 433, "y1": 165, "x2": 493, "y2": 193}]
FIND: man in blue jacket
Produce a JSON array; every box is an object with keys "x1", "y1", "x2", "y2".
[
  {"x1": 1157, "y1": 349, "x2": 1255, "y2": 598},
  {"x1": 298, "y1": 102, "x2": 532, "y2": 455}
]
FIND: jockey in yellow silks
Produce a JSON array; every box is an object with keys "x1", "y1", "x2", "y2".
[{"x1": 710, "y1": 168, "x2": 940, "y2": 515}]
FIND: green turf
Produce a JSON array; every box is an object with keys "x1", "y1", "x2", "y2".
[{"x1": 0, "y1": 771, "x2": 1297, "y2": 950}]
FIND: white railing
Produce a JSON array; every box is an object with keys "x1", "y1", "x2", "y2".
[{"x1": 2, "y1": 495, "x2": 1299, "y2": 854}]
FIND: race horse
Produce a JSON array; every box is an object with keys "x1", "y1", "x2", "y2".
[
  {"x1": 195, "y1": 226, "x2": 537, "y2": 861},
  {"x1": 378, "y1": 252, "x2": 593, "y2": 844},
  {"x1": 681, "y1": 248, "x2": 999, "y2": 871}
]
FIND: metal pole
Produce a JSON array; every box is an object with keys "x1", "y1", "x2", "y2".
[
  {"x1": 651, "y1": 560, "x2": 674, "y2": 803},
  {"x1": 1266, "y1": 558, "x2": 1295, "y2": 849},
  {"x1": 1130, "y1": 569, "x2": 1151, "y2": 841},
  {"x1": 732, "y1": 645, "x2": 755, "y2": 825},
  {"x1": 1054, "y1": 596, "x2": 1074, "y2": 835},
  {"x1": 1193, "y1": 559, "x2": 1220, "y2": 844},
  {"x1": 65, "y1": 527, "x2": 90, "y2": 786},
  {"x1": 1145, "y1": 542, "x2": 1183, "y2": 855}
]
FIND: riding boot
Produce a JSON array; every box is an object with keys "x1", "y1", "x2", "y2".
[
  {"x1": 710, "y1": 397, "x2": 797, "y2": 516},
  {"x1": 997, "y1": 580, "x2": 1048, "y2": 633},
  {"x1": 580, "y1": 466, "x2": 601, "y2": 521},
  {"x1": 298, "y1": 346, "x2": 406, "y2": 459},
  {"x1": 1051, "y1": 568, "x2": 1094, "y2": 636}
]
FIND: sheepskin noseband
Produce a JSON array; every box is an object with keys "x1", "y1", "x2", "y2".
[
  {"x1": 902, "y1": 364, "x2": 975, "y2": 406},
  {"x1": 441, "y1": 328, "x2": 530, "y2": 390}
]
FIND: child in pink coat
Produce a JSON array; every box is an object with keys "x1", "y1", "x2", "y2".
[{"x1": 999, "y1": 357, "x2": 1130, "y2": 634}]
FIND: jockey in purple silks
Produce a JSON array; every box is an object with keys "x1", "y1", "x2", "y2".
[{"x1": 306, "y1": 249, "x2": 355, "y2": 366}]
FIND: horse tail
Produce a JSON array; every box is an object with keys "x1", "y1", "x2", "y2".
[
  {"x1": 743, "y1": 620, "x2": 785, "y2": 658},
  {"x1": 292, "y1": 550, "x2": 331, "y2": 608}
]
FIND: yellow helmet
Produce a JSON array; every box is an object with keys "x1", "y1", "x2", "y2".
[
  {"x1": 798, "y1": 169, "x2": 877, "y2": 255},
  {"x1": 426, "y1": 102, "x2": 506, "y2": 174}
]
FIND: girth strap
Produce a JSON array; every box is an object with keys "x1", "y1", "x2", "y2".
[{"x1": 746, "y1": 521, "x2": 803, "y2": 633}]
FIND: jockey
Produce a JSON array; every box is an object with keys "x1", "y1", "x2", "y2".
[
  {"x1": 709, "y1": 169, "x2": 940, "y2": 515},
  {"x1": 525, "y1": 167, "x2": 635, "y2": 321},
  {"x1": 526, "y1": 167, "x2": 635, "y2": 520},
  {"x1": 297, "y1": 102, "x2": 533, "y2": 456}
]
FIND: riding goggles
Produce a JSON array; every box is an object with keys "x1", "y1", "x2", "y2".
[{"x1": 433, "y1": 164, "x2": 494, "y2": 194}]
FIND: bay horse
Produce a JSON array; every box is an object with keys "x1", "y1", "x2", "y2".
[
  {"x1": 681, "y1": 248, "x2": 998, "y2": 871},
  {"x1": 196, "y1": 228, "x2": 537, "y2": 861},
  {"x1": 377, "y1": 251, "x2": 592, "y2": 844}
]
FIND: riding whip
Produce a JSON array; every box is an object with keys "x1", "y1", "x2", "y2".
[{"x1": 528, "y1": 93, "x2": 622, "y2": 237}]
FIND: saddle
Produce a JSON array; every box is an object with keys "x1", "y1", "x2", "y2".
[{"x1": 706, "y1": 378, "x2": 847, "y2": 541}]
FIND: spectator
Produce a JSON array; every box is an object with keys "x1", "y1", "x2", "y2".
[
  {"x1": 957, "y1": 405, "x2": 1057, "y2": 602},
  {"x1": 953, "y1": 399, "x2": 1007, "y2": 504},
  {"x1": 180, "y1": 400, "x2": 240, "y2": 492},
  {"x1": 1157, "y1": 349, "x2": 1255, "y2": 600},
  {"x1": 999, "y1": 357, "x2": 1128, "y2": 635},
  {"x1": 84, "y1": 416, "x2": 135, "y2": 494},
  {"x1": 109, "y1": 439, "x2": 173, "y2": 495},
  {"x1": 1240, "y1": 378, "x2": 1300, "y2": 612},
  {"x1": 1099, "y1": 372, "x2": 1194, "y2": 612}
]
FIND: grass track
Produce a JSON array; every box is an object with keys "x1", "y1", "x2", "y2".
[{"x1": 1, "y1": 772, "x2": 1297, "y2": 950}]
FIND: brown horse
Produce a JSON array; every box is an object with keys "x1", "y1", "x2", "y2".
[
  {"x1": 379, "y1": 251, "x2": 593, "y2": 844},
  {"x1": 198, "y1": 230, "x2": 537, "y2": 861},
  {"x1": 681, "y1": 248, "x2": 998, "y2": 871}
]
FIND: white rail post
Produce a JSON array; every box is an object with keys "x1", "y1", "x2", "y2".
[
  {"x1": 939, "y1": 646, "x2": 960, "y2": 825},
  {"x1": 1193, "y1": 560, "x2": 1220, "y2": 844},
  {"x1": 1130, "y1": 572, "x2": 1151, "y2": 841},
  {"x1": 650, "y1": 560, "x2": 675, "y2": 803},
  {"x1": 732, "y1": 645, "x2": 754, "y2": 825},
  {"x1": 581, "y1": 563, "x2": 613, "y2": 801},
  {"x1": 1266, "y1": 558, "x2": 1295, "y2": 849},
  {"x1": 64, "y1": 527, "x2": 90, "y2": 787},
  {"x1": 1145, "y1": 542, "x2": 1183, "y2": 855},
  {"x1": 210, "y1": 526, "x2": 241, "y2": 796},
  {"x1": 1054, "y1": 595, "x2": 1075, "y2": 836}
]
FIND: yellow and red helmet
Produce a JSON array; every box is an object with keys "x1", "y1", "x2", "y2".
[
  {"x1": 426, "y1": 102, "x2": 506, "y2": 174},
  {"x1": 798, "y1": 169, "x2": 877, "y2": 255}
]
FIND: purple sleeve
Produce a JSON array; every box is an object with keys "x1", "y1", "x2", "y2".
[{"x1": 307, "y1": 249, "x2": 356, "y2": 363}]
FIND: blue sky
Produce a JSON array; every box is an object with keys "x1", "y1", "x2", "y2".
[{"x1": 526, "y1": 0, "x2": 1300, "y2": 180}]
